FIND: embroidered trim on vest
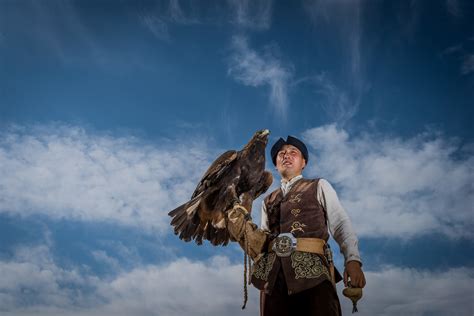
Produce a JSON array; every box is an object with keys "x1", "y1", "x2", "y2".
[
  {"x1": 290, "y1": 208, "x2": 301, "y2": 217},
  {"x1": 290, "y1": 221, "x2": 307, "y2": 234},
  {"x1": 252, "y1": 253, "x2": 276, "y2": 281},
  {"x1": 288, "y1": 193, "x2": 302, "y2": 203},
  {"x1": 291, "y1": 251, "x2": 331, "y2": 280}
]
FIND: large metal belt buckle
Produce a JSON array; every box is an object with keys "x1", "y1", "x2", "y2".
[{"x1": 273, "y1": 233, "x2": 297, "y2": 257}]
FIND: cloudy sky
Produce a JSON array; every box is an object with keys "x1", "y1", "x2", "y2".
[{"x1": 1, "y1": 0, "x2": 473, "y2": 315}]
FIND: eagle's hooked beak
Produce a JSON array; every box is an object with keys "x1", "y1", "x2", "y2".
[{"x1": 261, "y1": 129, "x2": 270, "y2": 136}]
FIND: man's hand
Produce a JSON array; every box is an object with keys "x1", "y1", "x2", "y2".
[
  {"x1": 344, "y1": 260, "x2": 366, "y2": 288},
  {"x1": 227, "y1": 205, "x2": 268, "y2": 260}
]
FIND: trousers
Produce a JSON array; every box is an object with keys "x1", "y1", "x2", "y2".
[{"x1": 260, "y1": 268, "x2": 342, "y2": 316}]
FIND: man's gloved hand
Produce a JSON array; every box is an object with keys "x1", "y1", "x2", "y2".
[{"x1": 227, "y1": 204, "x2": 268, "y2": 260}]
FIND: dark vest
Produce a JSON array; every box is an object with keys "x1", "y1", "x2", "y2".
[{"x1": 251, "y1": 178, "x2": 334, "y2": 295}]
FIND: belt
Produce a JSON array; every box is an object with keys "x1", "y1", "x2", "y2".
[
  {"x1": 268, "y1": 233, "x2": 326, "y2": 257},
  {"x1": 269, "y1": 233, "x2": 336, "y2": 288}
]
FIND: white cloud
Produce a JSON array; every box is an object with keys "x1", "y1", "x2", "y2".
[
  {"x1": 0, "y1": 244, "x2": 101, "y2": 310},
  {"x1": 94, "y1": 256, "x2": 259, "y2": 316},
  {"x1": 91, "y1": 250, "x2": 121, "y2": 272},
  {"x1": 228, "y1": 35, "x2": 293, "y2": 120},
  {"x1": 1, "y1": 244, "x2": 472, "y2": 316},
  {"x1": 338, "y1": 266, "x2": 474, "y2": 316},
  {"x1": 0, "y1": 123, "x2": 215, "y2": 233},
  {"x1": 228, "y1": 0, "x2": 273, "y2": 31},
  {"x1": 302, "y1": 124, "x2": 474, "y2": 239},
  {"x1": 0, "y1": 244, "x2": 259, "y2": 316}
]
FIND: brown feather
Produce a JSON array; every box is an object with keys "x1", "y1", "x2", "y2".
[{"x1": 168, "y1": 129, "x2": 273, "y2": 246}]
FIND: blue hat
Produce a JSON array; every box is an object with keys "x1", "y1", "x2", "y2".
[{"x1": 270, "y1": 135, "x2": 308, "y2": 166}]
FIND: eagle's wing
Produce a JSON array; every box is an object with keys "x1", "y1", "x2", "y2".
[
  {"x1": 191, "y1": 150, "x2": 238, "y2": 199},
  {"x1": 169, "y1": 150, "x2": 238, "y2": 246},
  {"x1": 254, "y1": 171, "x2": 273, "y2": 199}
]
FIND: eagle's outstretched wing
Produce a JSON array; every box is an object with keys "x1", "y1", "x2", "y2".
[
  {"x1": 191, "y1": 150, "x2": 238, "y2": 198},
  {"x1": 169, "y1": 150, "x2": 238, "y2": 245}
]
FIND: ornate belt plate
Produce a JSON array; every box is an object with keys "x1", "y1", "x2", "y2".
[{"x1": 272, "y1": 233, "x2": 297, "y2": 257}]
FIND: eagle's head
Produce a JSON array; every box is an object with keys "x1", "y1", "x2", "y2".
[
  {"x1": 243, "y1": 129, "x2": 270, "y2": 153},
  {"x1": 253, "y1": 129, "x2": 270, "y2": 144}
]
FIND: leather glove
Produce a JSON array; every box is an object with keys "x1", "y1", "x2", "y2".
[{"x1": 227, "y1": 205, "x2": 269, "y2": 260}]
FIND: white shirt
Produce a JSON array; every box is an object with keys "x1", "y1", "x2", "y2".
[{"x1": 260, "y1": 175, "x2": 362, "y2": 266}]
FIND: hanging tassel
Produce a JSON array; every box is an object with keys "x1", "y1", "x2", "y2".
[
  {"x1": 352, "y1": 303, "x2": 358, "y2": 313},
  {"x1": 343, "y1": 284, "x2": 363, "y2": 313},
  {"x1": 241, "y1": 228, "x2": 248, "y2": 309}
]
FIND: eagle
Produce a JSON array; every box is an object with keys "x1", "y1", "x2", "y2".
[{"x1": 168, "y1": 129, "x2": 273, "y2": 246}]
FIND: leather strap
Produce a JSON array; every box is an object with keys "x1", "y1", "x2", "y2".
[
  {"x1": 296, "y1": 237, "x2": 326, "y2": 255},
  {"x1": 268, "y1": 237, "x2": 326, "y2": 255}
]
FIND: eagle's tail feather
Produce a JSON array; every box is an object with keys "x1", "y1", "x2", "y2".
[
  {"x1": 169, "y1": 194, "x2": 203, "y2": 241},
  {"x1": 214, "y1": 228, "x2": 229, "y2": 246},
  {"x1": 169, "y1": 194, "x2": 231, "y2": 246},
  {"x1": 181, "y1": 221, "x2": 199, "y2": 241},
  {"x1": 204, "y1": 221, "x2": 213, "y2": 241},
  {"x1": 193, "y1": 224, "x2": 205, "y2": 245},
  {"x1": 210, "y1": 226, "x2": 220, "y2": 246}
]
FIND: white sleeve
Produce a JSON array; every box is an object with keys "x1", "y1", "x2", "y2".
[
  {"x1": 317, "y1": 178, "x2": 362, "y2": 266},
  {"x1": 260, "y1": 200, "x2": 270, "y2": 232}
]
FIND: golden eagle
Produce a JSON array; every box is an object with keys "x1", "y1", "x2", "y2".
[{"x1": 168, "y1": 129, "x2": 273, "y2": 246}]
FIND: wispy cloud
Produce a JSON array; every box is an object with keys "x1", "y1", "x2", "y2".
[
  {"x1": 440, "y1": 37, "x2": 474, "y2": 75},
  {"x1": 302, "y1": 124, "x2": 474, "y2": 239},
  {"x1": 461, "y1": 54, "x2": 474, "y2": 75},
  {"x1": 168, "y1": 0, "x2": 188, "y2": 23},
  {"x1": 446, "y1": 0, "x2": 462, "y2": 18},
  {"x1": 139, "y1": 15, "x2": 170, "y2": 41},
  {"x1": 303, "y1": 0, "x2": 368, "y2": 125},
  {"x1": 295, "y1": 73, "x2": 360, "y2": 125},
  {"x1": 0, "y1": 123, "x2": 215, "y2": 233},
  {"x1": 0, "y1": 0, "x2": 150, "y2": 71},
  {"x1": 139, "y1": 0, "x2": 199, "y2": 41},
  {"x1": 227, "y1": 0, "x2": 273, "y2": 31},
  {"x1": 440, "y1": 44, "x2": 463, "y2": 56},
  {"x1": 228, "y1": 35, "x2": 293, "y2": 120},
  {"x1": 303, "y1": 0, "x2": 364, "y2": 83}
]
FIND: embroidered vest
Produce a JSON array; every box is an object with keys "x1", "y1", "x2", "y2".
[{"x1": 251, "y1": 178, "x2": 333, "y2": 295}]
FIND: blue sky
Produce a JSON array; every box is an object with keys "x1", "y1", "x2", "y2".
[{"x1": 0, "y1": 1, "x2": 473, "y2": 315}]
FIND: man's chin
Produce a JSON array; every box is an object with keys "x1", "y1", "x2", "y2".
[{"x1": 280, "y1": 170, "x2": 295, "y2": 178}]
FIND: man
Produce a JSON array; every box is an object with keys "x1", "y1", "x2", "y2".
[{"x1": 252, "y1": 135, "x2": 366, "y2": 316}]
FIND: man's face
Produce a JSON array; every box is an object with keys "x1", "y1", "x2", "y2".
[{"x1": 275, "y1": 144, "x2": 306, "y2": 180}]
